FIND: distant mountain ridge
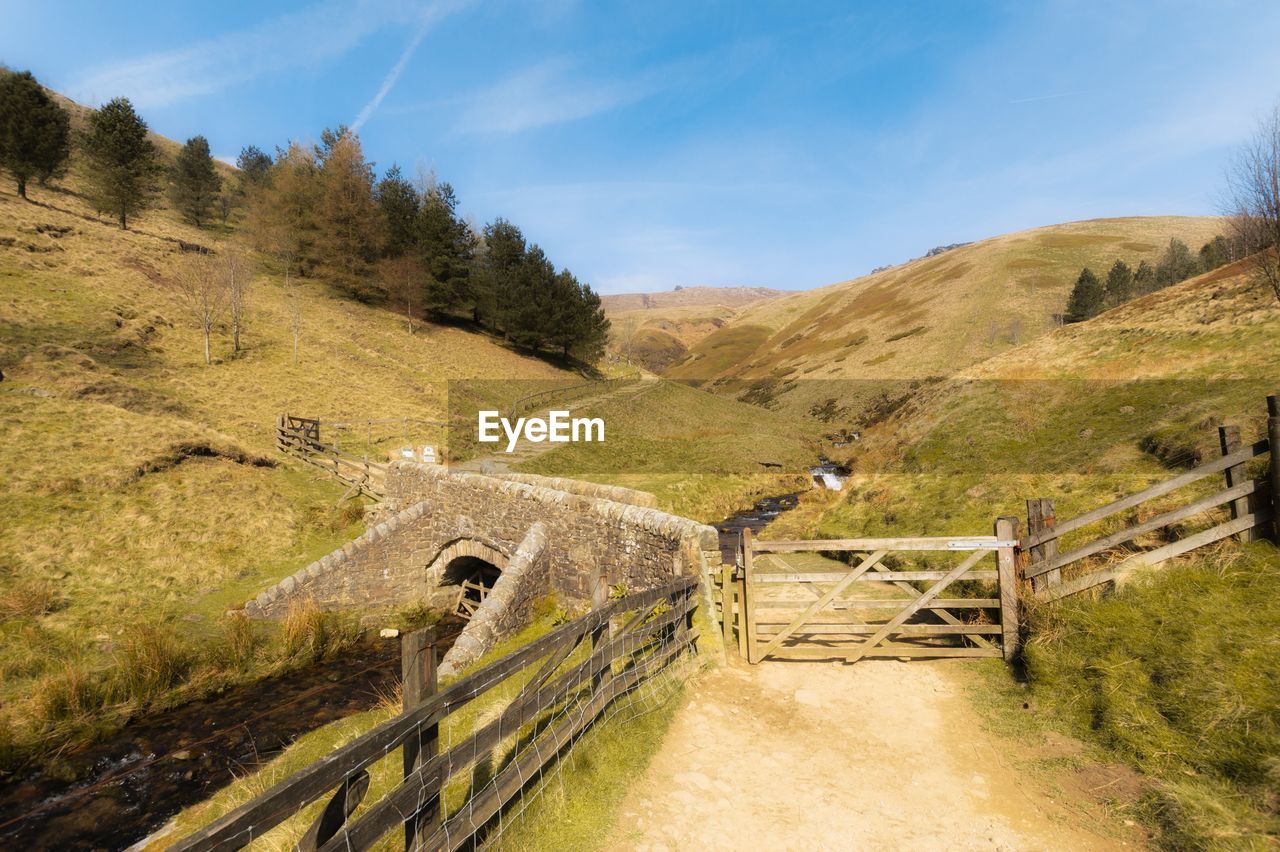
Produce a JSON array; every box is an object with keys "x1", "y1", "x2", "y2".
[{"x1": 603, "y1": 285, "x2": 789, "y2": 372}]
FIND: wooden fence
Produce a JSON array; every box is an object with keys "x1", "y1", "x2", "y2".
[
  {"x1": 172, "y1": 575, "x2": 698, "y2": 851},
  {"x1": 276, "y1": 414, "x2": 388, "y2": 500},
  {"x1": 1022, "y1": 393, "x2": 1279, "y2": 602},
  {"x1": 716, "y1": 524, "x2": 1021, "y2": 664}
]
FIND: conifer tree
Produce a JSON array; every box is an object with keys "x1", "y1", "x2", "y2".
[
  {"x1": 503, "y1": 244, "x2": 557, "y2": 349},
  {"x1": 169, "y1": 135, "x2": 221, "y2": 227},
  {"x1": 315, "y1": 128, "x2": 380, "y2": 299},
  {"x1": 418, "y1": 181, "x2": 475, "y2": 316},
  {"x1": 1064, "y1": 267, "x2": 1104, "y2": 322},
  {"x1": 235, "y1": 145, "x2": 272, "y2": 185},
  {"x1": 1198, "y1": 235, "x2": 1231, "y2": 271},
  {"x1": 1155, "y1": 238, "x2": 1197, "y2": 288},
  {"x1": 83, "y1": 97, "x2": 159, "y2": 229},
  {"x1": 246, "y1": 142, "x2": 319, "y2": 279},
  {"x1": 1134, "y1": 260, "x2": 1156, "y2": 295},
  {"x1": 0, "y1": 70, "x2": 70, "y2": 199},
  {"x1": 475, "y1": 218, "x2": 526, "y2": 328},
  {"x1": 376, "y1": 165, "x2": 419, "y2": 258},
  {"x1": 1104, "y1": 259, "x2": 1135, "y2": 305}
]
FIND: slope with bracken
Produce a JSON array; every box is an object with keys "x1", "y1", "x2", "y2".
[
  {"x1": 667, "y1": 216, "x2": 1224, "y2": 420},
  {"x1": 0, "y1": 121, "x2": 589, "y2": 763},
  {"x1": 603, "y1": 285, "x2": 786, "y2": 372}
]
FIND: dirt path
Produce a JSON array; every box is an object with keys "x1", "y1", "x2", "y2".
[{"x1": 607, "y1": 660, "x2": 1134, "y2": 851}]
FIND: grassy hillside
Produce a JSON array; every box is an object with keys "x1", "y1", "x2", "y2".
[
  {"x1": 603, "y1": 286, "x2": 786, "y2": 373},
  {"x1": 668, "y1": 217, "x2": 1224, "y2": 419},
  {"x1": 0, "y1": 149, "x2": 586, "y2": 763},
  {"x1": 769, "y1": 262, "x2": 1280, "y2": 846},
  {"x1": 512, "y1": 377, "x2": 821, "y2": 521}
]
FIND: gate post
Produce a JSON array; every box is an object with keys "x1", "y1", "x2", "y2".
[
  {"x1": 1025, "y1": 498, "x2": 1059, "y2": 591},
  {"x1": 1219, "y1": 425, "x2": 1258, "y2": 543},
  {"x1": 995, "y1": 517, "x2": 1021, "y2": 662},
  {"x1": 721, "y1": 562, "x2": 735, "y2": 655},
  {"x1": 1269, "y1": 395, "x2": 1280, "y2": 542},
  {"x1": 742, "y1": 528, "x2": 758, "y2": 664},
  {"x1": 401, "y1": 626, "x2": 438, "y2": 850}
]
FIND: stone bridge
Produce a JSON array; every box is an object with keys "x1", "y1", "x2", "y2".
[{"x1": 243, "y1": 462, "x2": 720, "y2": 671}]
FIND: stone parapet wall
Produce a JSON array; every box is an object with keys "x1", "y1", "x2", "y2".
[
  {"x1": 242, "y1": 463, "x2": 719, "y2": 620},
  {"x1": 481, "y1": 472, "x2": 658, "y2": 508}
]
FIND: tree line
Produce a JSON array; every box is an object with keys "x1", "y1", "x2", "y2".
[
  {"x1": 1063, "y1": 235, "x2": 1241, "y2": 323},
  {"x1": 238, "y1": 131, "x2": 607, "y2": 362},
  {"x1": 0, "y1": 68, "x2": 609, "y2": 365}
]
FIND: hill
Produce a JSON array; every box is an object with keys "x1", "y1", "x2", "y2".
[
  {"x1": 763, "y1": 261, "x2": 1280, "y2": 846},
  {"x1": 0, "y1": 151, "x2": 591, "y2": 746},
  {"x1": 667, "y1": 217, "x2": 1225, "y2": 420},
  {"x1": 0, "y1": 95, "x2": 820, "y2": 765},
  {"x1": 603, "y1": 285, "x2": 786, "y2": 372}
]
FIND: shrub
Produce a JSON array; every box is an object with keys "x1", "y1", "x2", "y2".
[
  {"x1": 281, "y1": 599, "x2": 360, "y2": 665},
  {"x1": 112, "y1": 623, "x2": 196, "y2": 701},
  {"x1": 213, "y1": 612, "x2": 262, "y2": 674}
]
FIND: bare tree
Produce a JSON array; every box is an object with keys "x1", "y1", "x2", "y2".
[
  {"x1": 286, "y1": 275, "x2": 303, "y2": 364},
  {"x1": 173, "y1": 254, "x2": 227, "y2": 364},
  {"x1": 383, "y1": 255, "x2": 420, "y2": 334},
  {"x1": 221, "y1": 248, "x2": 254, "y2": 354},
  {"x1": 1225, "y1": 104, "x2": 1280, "y2": 303}
]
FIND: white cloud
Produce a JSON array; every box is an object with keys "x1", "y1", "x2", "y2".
[
  {"x1": 454, "y1": 56, "x2": 665, "y2": 135},
  {"x1": 69, "y1": 0, "x2": 455, "y2": 110}
]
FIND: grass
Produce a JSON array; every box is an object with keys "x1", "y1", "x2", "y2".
[
  {"x1": 157, "y1": 599, "x2": 717, "y2": 850},
  {"x1": 669, "y1": 216, "x2": 1226, "y2": 417},
  {"x1": 782, "y1": 262, "x2": 1280, "y2": 846},
  {"x1": 0, "y1": 150, "x2": 586, "y2": 768},
  {"x1": 974, "y1": 544, "x2": 1280, "y2": 849},
  {"x1": 511, "y1": 378, "x2": 819, "y2": 521}
]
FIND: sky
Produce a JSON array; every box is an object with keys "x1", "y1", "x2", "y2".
[{"x1": 3, "y1": 0, "x2": 1279, "y2": 294}]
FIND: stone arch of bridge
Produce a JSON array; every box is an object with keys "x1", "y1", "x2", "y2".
[{"x1": 425, "y1": 537, "x2": 511, "y2": 603}]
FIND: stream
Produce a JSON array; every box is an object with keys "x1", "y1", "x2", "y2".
[
  {"x1": 0, "y1": 493, "x2": 806, "y2": 850},
  {"x1": 714, "y1": 491, "x2": 802, "y2": 564},
  {"x1": 0, "y1": 625, "x2": 460, "y2": 851}
]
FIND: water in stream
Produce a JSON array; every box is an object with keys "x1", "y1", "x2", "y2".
[
  {"x1": 0, "y1": 492, "x2": 806, "y2": 850},
  {"x1": 715, "y1": 492, "x2": 802, "y2": 564},
  {"x1": 0, "y1": 626, "x2": 459, "y2": 852}
]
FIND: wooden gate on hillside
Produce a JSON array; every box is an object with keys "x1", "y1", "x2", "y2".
[{"x1": 718, "y1": 523, "x2": 1021, "y2": 663}]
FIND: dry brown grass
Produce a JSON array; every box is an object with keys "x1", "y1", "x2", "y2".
[{"x1": 669, "y1": 216, "x2": 1226, "y2": 416}]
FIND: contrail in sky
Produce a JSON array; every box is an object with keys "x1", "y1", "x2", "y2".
[{"x1": 353, "y1": 0, "x2": 469, "y2": 131}]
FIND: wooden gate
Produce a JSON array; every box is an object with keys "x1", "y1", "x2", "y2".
[{"x1": 722, "y1": 520, "x2": 1021, "y2": 663}]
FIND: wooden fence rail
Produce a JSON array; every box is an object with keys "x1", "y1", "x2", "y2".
[
  {"x1": 1023, "y1": 393, "x2": 1278, "y2": 601},
  {"x1": 172, "y1": 575, "x2": 698, "y2": 852},
  {"x1": 717, "y1": 526, "x2": 1021, "y2": 665},
  {"x1": 276, "y1": 414, "x2": 388, "y2": 500}
]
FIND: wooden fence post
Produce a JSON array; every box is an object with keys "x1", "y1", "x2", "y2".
[
  {"x1": 1219, "y1": 425, "x2": 1258, "y2": 543},
  {"x1": 995, "y1": 517, "x2": 1021, "y2": 662},
  {"x1": 590, "y1": 567, "x2": 612, "y2": 692},
  {"x1": 401, "y1": 627, "x2": 438, "y2": 850},
  {"x1": 736, "y1": 539, "x2": 747, "y2": 661},
  {"x1": 742, "y1": 528, "x2": 758, "y2": 664},
  {"x1": 1270, "y1": 395, "x2": 1280, "y2": 542},
  {"x1": 1025, "y1": 498, "x2": 1059, "y2": 591},
  {"x1": 721, "y1": 563, "x2": 734, "y2": 655}
]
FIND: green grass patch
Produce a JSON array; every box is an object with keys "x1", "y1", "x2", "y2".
[{"x1": 1022, "y1": 544, "x2": 1280, "y2": 848}]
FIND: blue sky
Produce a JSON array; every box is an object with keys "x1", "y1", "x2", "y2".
[{"x1": 4, "y1": 0, "x2": 1279, "y2": 293}]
